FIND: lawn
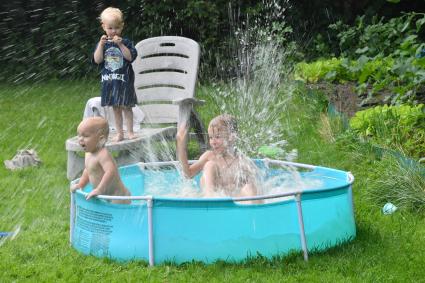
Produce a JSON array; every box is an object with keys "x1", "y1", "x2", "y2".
[{"x1": 0, "y1": 81, "x2": 424, "y2": 282}]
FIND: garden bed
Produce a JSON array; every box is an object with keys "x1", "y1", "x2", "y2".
[{"x1": 307, "y1": 82, "x2": 394, "y2": 117}]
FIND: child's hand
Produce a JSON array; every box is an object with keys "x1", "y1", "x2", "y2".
[
  {"x1": 70, "y1": 183, "x2": 81, "y2": 193},
  {"x1": 86, "y1": 189, "x2": 100, "y2": 201},
  {"x1": 99, "y1": 35, "x2": 108, "y2": 45},
  {"x1": 112, "y1": 35, "x2": 123, "y2": 45},
  {"x1": 176, "y1": 124, "x2": 189, "y2": 144}
]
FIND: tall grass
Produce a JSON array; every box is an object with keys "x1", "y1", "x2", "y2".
[
  {"x1": 365, "y1": 152, "x2": 425, "y2": 212},
  {"x1": 0, "y1": 81, "x2": 424, "y2": 281}
]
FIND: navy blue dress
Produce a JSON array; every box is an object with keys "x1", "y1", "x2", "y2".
[{"x1": 97, "y1": 38, "x2": 138, "y2": 107}]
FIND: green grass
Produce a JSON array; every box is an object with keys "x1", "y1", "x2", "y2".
[{"x1": 0, "y1": 81, "x2": 424, "y2": 282}]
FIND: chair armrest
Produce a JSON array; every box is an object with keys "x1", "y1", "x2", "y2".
[
  {"x1": 173, "y1": 98, "x2": 204, "y2": 126},
  {"x1": 172, "y1": 98, "x2": 205, "y2": 106}
]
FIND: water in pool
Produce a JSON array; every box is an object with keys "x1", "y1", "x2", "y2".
[{"x1": 112, "y1": 161, "x2": 323, "y2": 203}]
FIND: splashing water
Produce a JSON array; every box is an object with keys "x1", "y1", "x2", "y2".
[
  {"x1": 133, "y1": 160, "x2": 322, "y2": 204},
  {"x1": 140, "y1": 4, "x2": 323, "y2": 200},
  {"x1": 196, "y1": 7, "x2": 317, "y2": 199},
  {"x1": 208, "y1": 3, "x2": 296, "y2": 157}
]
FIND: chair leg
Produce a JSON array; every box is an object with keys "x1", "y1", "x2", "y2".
[{"x1": 190, "y1": 110, "x2": 207, "y2": 152}]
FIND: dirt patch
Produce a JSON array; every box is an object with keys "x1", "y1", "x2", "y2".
[
  {"x1": 307, "y1": 82, "x2": 360, "y2": 117},
  {"x1": 307, "y1": 82, "x2": 391, "y2": 117},
  {"x1": 307, "y1": 82, "x2": 425, "y2": 117}
]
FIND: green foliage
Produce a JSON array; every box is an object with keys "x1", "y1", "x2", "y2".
[
  {"x1": 0, "y1": 0, "x2": 298, "y2": 83},
  {"x1": 349, "y1": 104, "x2": 425, "y2": 158},
  {"x1": 294, "y1": 58, "x2": 343, "y2": 83},
  {"x1": 296, "y1": 14, "x2": 425, "y2": 104},
  {"x1": 329, "y1": 13, "x2": 425, "y2": 58},
  {"x1": 294, "y1": 56, "x2": 395, "y2": 86},
  {"x1": 298, "y1": 12, "x2": 425, "y2": 104},
  {"x1": 365, "y1": 153, "x2": 425, "y2": 212}
]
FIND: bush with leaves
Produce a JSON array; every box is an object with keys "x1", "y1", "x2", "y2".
[
  {"x1": 349, "y1": 104, "x2": 425, "y2": 158},
  {"x1": 296, "y1": 12, "x2": 425, "y2": 104},
  {"x1": 329, "y1": 13, "x2": 425, "y2": 59}
]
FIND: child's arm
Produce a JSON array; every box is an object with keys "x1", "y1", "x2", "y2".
[
  {"x1": 176, "y1": 124, "x2": 191, "y2": 177},
  {"x1": 176, "y1": 124, "x2": 208, "y2": 178},
  {"x1": 70, "y1": 169, "x2": 89, "y2": 192},
  {"x1": 93, "y1": 35, "x2": 107, "y2": 64},
  {"x1": 85, "y1": 151, "x2": 117, "y2": 200}
]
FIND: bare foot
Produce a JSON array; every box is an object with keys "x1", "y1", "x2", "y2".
[
  {"x1": 127, "y1": 132, "x2": 137, "y2": 140},
  {"x1": 112, "y1": 133, "x2": 124, "y2": 142}
]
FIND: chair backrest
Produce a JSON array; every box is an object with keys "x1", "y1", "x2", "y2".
[{"x1": 132, "y1": 36, "x2": 200, "y2": 125}]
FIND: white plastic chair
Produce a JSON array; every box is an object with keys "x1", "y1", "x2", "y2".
[
  {"x1": 82, "y1": 97, "x2": 144, "y2": 131},
  {"x1": 65, "y1": 36, "x2": 207, "y2": 180}
]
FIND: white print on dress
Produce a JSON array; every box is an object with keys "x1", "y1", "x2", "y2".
[
  {"x1": 104, "y1": 46, "x2": 123, "y2": 72},
  {"x1": 101, "y1": 73, "x2": 126, "y2": 82}
]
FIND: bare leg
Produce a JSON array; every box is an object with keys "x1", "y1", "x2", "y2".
[
  {"x1": 239, "y1": 183, "x2": 263, "y2": 204},
  {"x1": 111, "y1": 185, "x2": 131, "y2": 204},
  {"x1": 201, "y1": 161, "x2": 218, "y2": 197},
  {"x1": 112, "y1": 106, "x2": 124, "y2": 142},
  {"x1": 123, "y1": 107, "x2": 136, "y2": 139}
]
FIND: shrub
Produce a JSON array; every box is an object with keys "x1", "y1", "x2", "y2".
[
  {"x1": 297, "y1": 12, "x2": 425, "y2": 104},
  {"x1": 329, "y1": 13, "x2": 425, "y2": 59},
  {"x1": 349, "y1": 104, "x2": 425, "y2": 158},
  {"x1": 294, "y1": 58, "x2": 343, "y2": 83}
]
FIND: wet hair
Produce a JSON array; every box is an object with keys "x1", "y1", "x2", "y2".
[
  {"x1": 208, "y1": 114, "x2": 238, "y2": 134},
  {"x1": 99, "y1": 7, "x2": 124, "y2": 28}
]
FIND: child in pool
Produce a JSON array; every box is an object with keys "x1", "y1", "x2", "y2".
[
  {"x1": 176, "y1": 114, "x2": 260, "y2": 203},
  {"x1": 70, "y1": 117, "x2": 131, "y2": 204},
  {"x1": 93, "y1": 7, "x2": 138, "y2": 142}
]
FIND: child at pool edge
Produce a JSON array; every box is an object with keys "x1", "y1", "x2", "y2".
[
  {"x1": 70, "y1": 117, "x2": 131, "y2": 204},
  {"x1": 176, "y1": 114, "x2": 261, "y2": 204},
  {"x1": 93, "y1": 7, "x2": 138, "y2": 142}
]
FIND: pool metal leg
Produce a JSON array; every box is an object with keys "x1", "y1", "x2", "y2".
[
  {"x1": 147, "y1": 198, "x2": 154, "y2": 266},
  {"x1": 295, "y1": 193, "x2": 309, "y2": 261}
]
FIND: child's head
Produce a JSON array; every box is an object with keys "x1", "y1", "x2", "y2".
[
  {"x1": 99, "y1": 7, "x2": 124, "y2": 38},
  {"x1": 77, "y1": 117, "x2": 109, "y2": 153},
  {"x1": 208, "y1": 114, "x2": 238, "y2": 152}
]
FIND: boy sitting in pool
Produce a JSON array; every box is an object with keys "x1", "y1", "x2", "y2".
[
  {"x1": 70, "y1": 117, "x2": 131, "y2": 204},
  {"x1": 176, "y1": 114, "x2": 260, "y2": 203}
]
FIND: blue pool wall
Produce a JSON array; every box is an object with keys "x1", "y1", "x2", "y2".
[{"x1": 71, "y1": 161, "x2": 356, "y2": 264}]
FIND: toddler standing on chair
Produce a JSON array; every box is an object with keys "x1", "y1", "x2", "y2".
[{"x1": 93, "y1": 7, "x2": 138, "y2": 142}]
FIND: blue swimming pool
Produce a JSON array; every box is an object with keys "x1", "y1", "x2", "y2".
[{"x1": 70, "y1": 159, "x2": 355, "y2": 265}]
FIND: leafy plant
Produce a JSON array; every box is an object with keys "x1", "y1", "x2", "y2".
[
  {"x1": 349, "y1": 104, "x2": 425, "y2": 158},
  {"x1": 297, "y1": 12, "x2": 425, "y2": 104},
  {"x1": 329, "y1": 13, "x2": 425, "y2": 59},
  {"x1": 294, "y1": 58, "x2": 343, "y2": 83}
]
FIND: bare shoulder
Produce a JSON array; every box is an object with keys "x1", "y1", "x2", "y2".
[
  {"x1": 97, "y1": 147, "x2": 112, "y2": 159},
  {"x1": 97, "y1": 148, "x2": 116, "y2": 166},
  {"x1": 199, "y1": 150, "x2": 215, "y2": 162}
]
